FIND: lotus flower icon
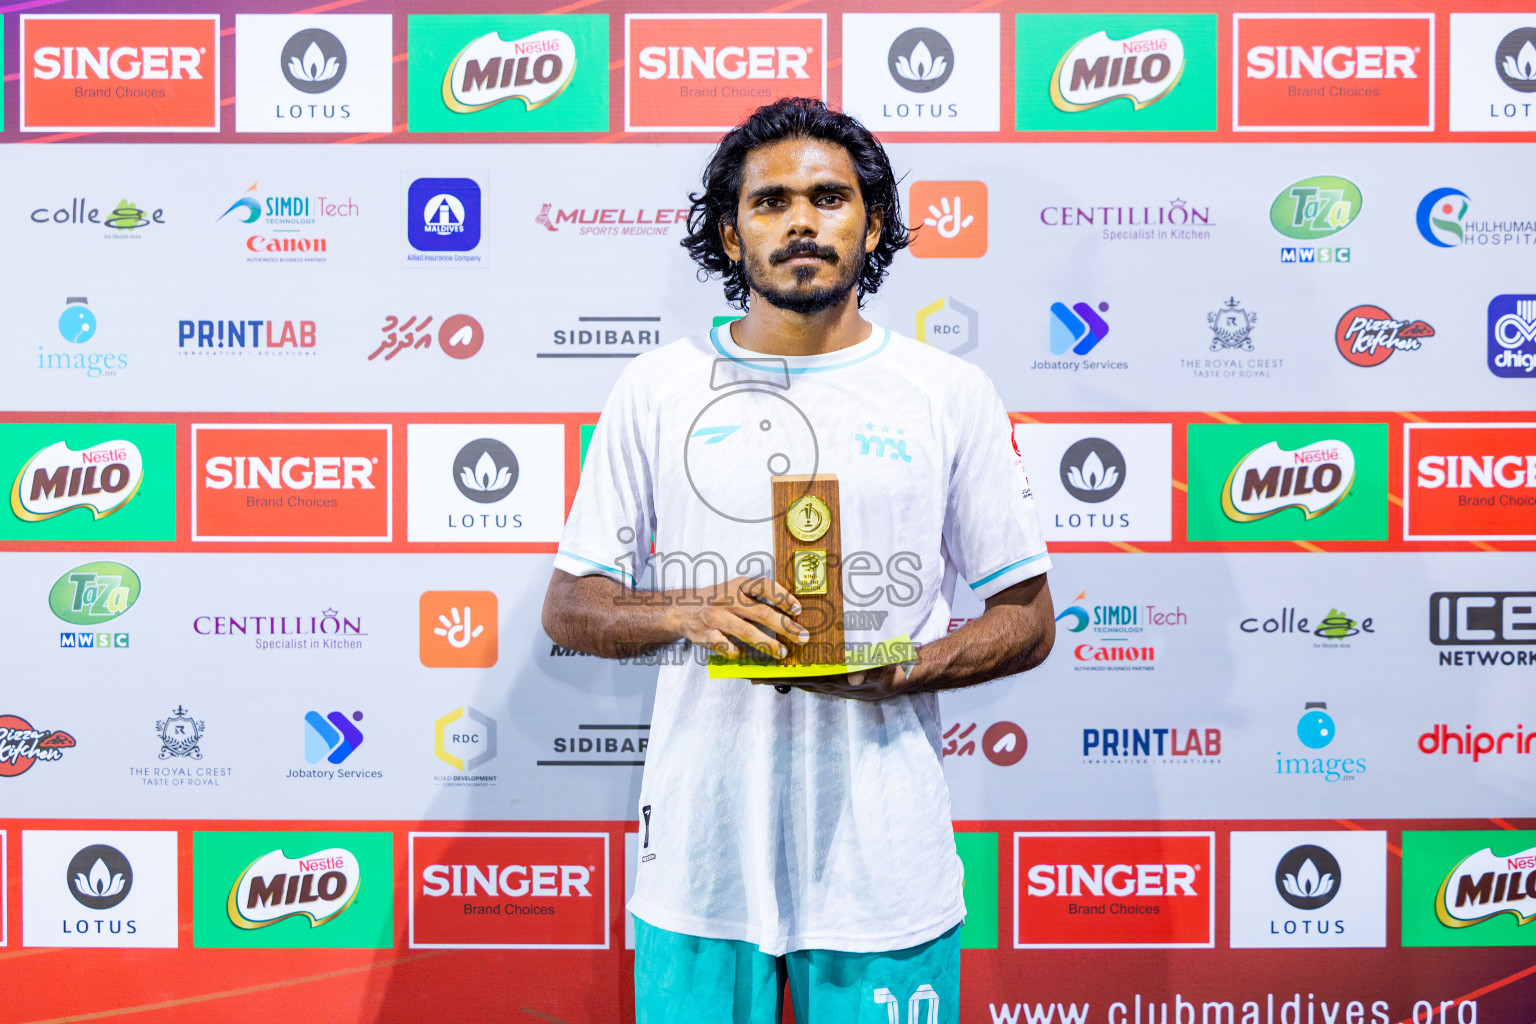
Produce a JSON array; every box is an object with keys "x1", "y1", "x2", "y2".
[
  {"x1": 461, "y1": 450, "x2": 513, "y2": 494},
  {"x1": 280, "y1": 29, "x2": 347, "y2": 94},
  {"x1": 886, "y1": 28, "x2": 954, "y2": 93},
  {"x1": 289, "y1": 41, "x2": 340, "y2": 84},
  {"x1": 74, "y1": 858, "x2": 126, "y2": 900},
  {"x1": 1504, "y1": 39, "x2": 1536, "y2": 83},
  {"x1": 1066, "y1": 449, "x2": 1119, "y2": 493},
  {"x1": 1281, "y1": 858, "x2": 1334, "y2": 900},
  {"x1": 895, "y1": 40, "x2": 947, "y2": 84}
]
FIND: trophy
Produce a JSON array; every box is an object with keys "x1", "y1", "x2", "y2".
[{"x1": 772, "y1": 474, "x2": 844, "y2": 668}]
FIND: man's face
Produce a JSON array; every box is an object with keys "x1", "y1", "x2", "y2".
[{"x1": 722, "y1": 137, "x2": 884, "y2": 315}]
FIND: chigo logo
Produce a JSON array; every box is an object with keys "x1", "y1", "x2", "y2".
[
  {"x1": 1051, "y1": 29, "x2": 1184, "y2": 112},
  {"x1": 11, "y1": 440, "x2": 143, "y2": 522},
  {"x1": 227, "y1": 847, "x2": 361, "y2": 929},
  {"x1": 1436, "y1": 845, "x2": 1536, "y2": 928},
  {"x1": 1223, "y1": 439, "x2": 1355, "y2": 522},
  {"x1": 442, "y1": 29, "x2": 576, "y2": 113}
]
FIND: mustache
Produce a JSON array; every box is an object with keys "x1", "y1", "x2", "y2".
[{"x1": 768, "y1": 242, "x2": 839, "y2": 265}]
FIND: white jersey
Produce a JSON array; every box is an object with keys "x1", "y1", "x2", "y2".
[{"x1": 554, "y1": 323, "x2": 1051, "y2": 955}]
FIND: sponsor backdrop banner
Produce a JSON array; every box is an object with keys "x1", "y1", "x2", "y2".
[{"x1": 0, "y1": 0, "x2": 1533, "y2": 1022}]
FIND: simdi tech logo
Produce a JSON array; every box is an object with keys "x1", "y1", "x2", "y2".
[
  {"x1": 1016, "y1": 14, "x2": 1217, "y2": 131},
  {"x1": 1405, "y1": 423, "x2": 1536, "y2": 541},
  {"x1": 193, "y1": 831, "x2": 393, "y2": 948},
  {"x1": 1185, "y1": 423, "x2": 1388, "y2": 542},
  {"x1": 1402, "y1": 831, "x2": 1536, "y2": 947},
  {"x1": 1, "y1": 424, "x2": 176, "y2": 542},
  {"x1": 407, "y1": 15, "x2": 608, "y2": 133},
  {"x1": 626, "y1": 14, "x2": 825, "y2": 132},
  {"x1": 21, "y1": 14, "x2": 220, "y2": 132},
  {"x1": 191, "y1": 424, "x2": 391, "y2": 542},
  {"x1": 1233, "y1": 13, "x2": 1434, "y2": 131}
]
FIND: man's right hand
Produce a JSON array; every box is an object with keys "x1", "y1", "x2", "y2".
[{"x1": 666, "y1": 576, "x2": 811, "y2": 661}]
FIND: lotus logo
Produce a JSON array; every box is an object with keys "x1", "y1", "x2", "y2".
[
  {"x1": 1496, "y1": 30, "x2": 1536, "y2": 93},
  {"x1": 67, "y1": 844, "x2": 133, "y2": 910},
  {"x1": 452, "y1": 438, "x2": 518, "y2": 503},
  {"x1": 1275, "y1": 844, "x2": 1341, "y2": 911},
  {"x1": 281, "y1": 29, "x2": 346, "y2": 94},
  {"x1": 888, "y1": 28, "x2": 954, "y2": 93},
  {"x1": 1060, "y1": 438, "x2": 1125, "y2": 503}
]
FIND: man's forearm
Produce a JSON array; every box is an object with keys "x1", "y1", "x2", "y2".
[
  {"x1": 541, "y1": 571, "x2": 683, "y2": 660},
  {"x1": 901, "y1": 580, "x2": 1055, "y2": 694}
]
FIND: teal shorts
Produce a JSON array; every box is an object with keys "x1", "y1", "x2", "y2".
[{"x1": 634, "y1": 917, "x2": 960, "y2": 1024}]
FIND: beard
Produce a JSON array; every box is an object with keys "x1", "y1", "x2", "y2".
[{"x1": 741, "y1": 240, "x2": 864, "y2": 315}]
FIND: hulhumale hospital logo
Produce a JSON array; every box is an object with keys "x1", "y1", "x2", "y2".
[{"x1": 1417, "y1": 188, "x2": 1471, "y2": 247}]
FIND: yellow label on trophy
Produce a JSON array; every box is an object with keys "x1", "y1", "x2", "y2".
[
  {"x1": 791, "y1": 549, "x2": 828, "y2": 595},
  {"x1": 785, "y1": 495, "x2": 831, "y2": 542}
]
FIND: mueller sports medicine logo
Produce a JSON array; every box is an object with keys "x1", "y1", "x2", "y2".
[
  {"x1": 1234, "y1": 14, "x2": 1433, "y2": 131},
  {"x1": 21, "y1": 15, "x2": 220, "y2": 132},
  {"x1": 1223, "y1": 439, "x2": 1355, "y2": 522},
  {"x1": 1335, "y1": 305, "x2": 1434, "y2": 367},
  {"x1": 1406, "y1": 424, "x2": 1536, "y2": 541},
  {"x1": 192, "y1": 425, "x2": 391, "y2": 542},
  {"x1": 1051, "y1": 29, "x2": 1185, "y2": 112},
  {"x1": 1015, "y1": 832, "x2": 1215, "y2": 948},
  {"x1": 409, "y1": 832, "x2": 609, "y2": 949},
  {"x1": 1429, "y1": 593, "x2": 1536, "y2": 668},
  {"x1": 626, "y1": 15, "x2": 825, "y2": 132},
  {"x1": 536, "y1": 201, "x2": 691, "y2": 238},
  {"x1": 228, "y1": 847, "x2": 361, "y2": 929},
  {"x1": 10, "y1": 440, "x2": 143, "y2": 522}
]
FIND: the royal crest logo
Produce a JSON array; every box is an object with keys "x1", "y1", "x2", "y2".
[
  {"x1": 1051, "y1": 29, "x2": 1184, "y2": 112},
  {"x1": 1222, "y1": 440, "x2": 1356, "y2": 522},
  {"x1": 1436, "y1": 845, "x2": 1536, "y2": 928},
  {"x1": 227, "y1": 847, "x2": 361, "y2": 929},
  {"x1": 1207, "y1": 297, "x2": 1257, "y2": 352},
  {"x1": 11, "y1": 440, "x2": 144, "y2": 522},
  {"x1": 156, "y1": 706, "x2": 205, "y2": 760},
  {"x1": 442, "y1": 30, "x2": 576, "y2": 113}
]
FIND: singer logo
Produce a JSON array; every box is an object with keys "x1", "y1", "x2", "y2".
[
  {"x1": 1405, "y1": 424, "x2": 1536, "y2": 540},
  {"x1": 419, "y1": 591, "x2": 499, "y2": 668},
  {"x1": 1234, "y1": 14, "x2": 1433, "y2": 131},
  {"x1": 192, "y1": 425, "x2": 392, "y2": 542},
  {"x1": 1014, "y1": 832, "x2": 1215, "y2": 948},
  {"x1": 625, "y1": 15, "x2": 825, "y2": 131},
  {"x1": 21, "y1": 15, "x2": 221, "y2": 132},
  {"x1": 408, "y1": 832, "x2": 609, "y2": 948}
]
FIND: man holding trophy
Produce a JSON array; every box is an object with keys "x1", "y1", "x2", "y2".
[{"x1": 542, "y1": 98, "x2": 1056, "y2": 1023}]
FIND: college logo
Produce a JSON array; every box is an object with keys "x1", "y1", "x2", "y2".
[
  {"x1": 420, "y1": 592, "x2": 498, "y2": 668},
  {"x1": 49, "y1": 561, "x2": 140, "y2": 627},
  {"x1": 408, "y1": 178, "x2": 481, "y2": 253},
  {"x1": 626, "y1": 14, "x2": 824, "y2": 132},
  {"x1": 1015, "y1": 424, "x2": 1172, "y2": 542},
  {"x1": 1403, "y1": 831, "x2": 1536, "y2": 946},
  {"x1": 194, "y1": 832, "x2": 393, "y2": 948},
  {"x1": 21, "y1": 15, "x2": 220, "y2": 132},
  {"x1": 235, "y1": 15, "x2": 393, "y2": 133},
  {"x1": 192, "y1": 424, "x2": 391, "y2": 542},
  {"x1": 1015, "y1": 832, "x2": 1215, "y2": 948},
  {"x1": 304, "y1": 711, "x2": 364, "y2": 765},
  {"x1": 1229, "y1": 831, "x2": 1387, "y2": 948},
  {"x1": 1017, "y1": 15, "x2": 1216, "y2": 130},
  {"x1": 1335, "y1": 305, "x2": 1434, "y2": 366},
  {"x1": 1270, "y1": 177, "x2": 1362, "y2": 240},
  {"x1": 406, "y1": 424, "x2": 564, "y2": 542},
  {"x1": 1234, "y1": 14, "x2": 1434, "y2": 131},
  {"x1": 841, "y1": 15, "x2": 1000, "y2": 132},
  {"x1": 23, "y1": 831, "x2": 179, "y2": 948},
  {"x1": 409, "y1": 15, "x2": 608, "y2": 132},
  {"x1": 1488, "y1": 295, "x2": 1536, "y2": 377},
  {"x1": 1429, "y1": 592, "x2": 1536, "y2": 668},
  {"x1": 31, "y1": 198, "x2": 165, "y2": 233},
  {"x1": 1239, "y1": 607, "x2": 1375, "y2": 646},
  {"x1": 409, "y1": 832, "x2": 609, "y2": 948},
  {"x1": 1417, "y1": 188, "x2": 1471, "y2": 246},
  {"x1": 11, "y1": 439, "x2": 143, "y2": 522},
  {"x1": 908, "y1": 181, "x2": 987, "y2": 258},
  {"x1": 0, "y1": 716, "x2": 76, "y2": 777},
  {"x1": 369, "y1": 313, "x2": 484, "y2": 361},
  {"x1": 1406, "y1": 424, "x2": 1536, "y2": 540}
]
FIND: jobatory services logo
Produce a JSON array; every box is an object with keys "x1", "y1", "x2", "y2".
[
  {"x1": 1186, "y1": 423, "x2": 1387, "y2": 542},
  {"x1": 22, "y1": 831, "x2": 179, "y2": 948},
  {"x1": 420, "y1": 591, "x2": 499, "y2": 668},
  {"x1": 840, "y1": 14, "x2": 1000, "y2": 132},
  {"x1": 408, "y1": 832, "x2": 609, "y2": 949},
  {"x1": 408, "y1": 15, "x2": 608, "y2": 132},
  {"x1": 908, "y1": 181, "x2": 987, "y2": 258},
  {"x1": 39, "y1": 297, "x2": 127, "y2": 380},
  {"x1": 304, "y1": 710, "x2": 365, "y2": 766},
  {"x1": 1276, "y1": 702, "x2": 1366, "y2": 784},
  {"x1": 1335, "y1": 305, "x2": 1434, "y2": 366},
  {"x1": 1402, "y1": 831, "x2": 1536, "y2": 946},
  {"x1": 193, "y1": 831, "x2": 393, "y2": 948},
  {"x1": 3, "y1": 424, "x2": 176, "y2": 542},
  {"x1": 1234, "y1": 13, "x2": 1434, "y2": 131},
  {"x1": 1429, "y1": 592, "x2": 1536, "y2": 668},
  {"x1": 1489, "y1": 295, "x2": 1536, "y2": 377},
  {"x1": 915, "y1": 297, "x2": 978, "y2": 358},
  {"x1": 1229, "y1": 831, "x2": 1387, "y2": 948},
  {"x1": 1012, "y1": 423, "x2": 1173, "y2": 542},
  {"x1": 1082, "y1": 725, "x2": 1221, "y2": 765},
  {"x1": 176, "y1": 316, "x2": 317, "y2": 357},
  {"x1": 234, "y1": 15, "x2": 393, "y2": 132},
  {"x1": 407, "y1": 177, "x2": 482, "y2": 257},
  {"x1": 1405, "y1": 424, "x2": 1536, "y2": 541},
  {"x1": 434, "y1": 706, "x2": 497, "y2": 785},
  {"x1": 1038, "y1": 300, "x2": 1128, "y2": 373},
  {"x1": 1016, "y1": 14, "x2": 1216, "y2": 130},
  {"x1": 0, "y1": 716, "x2": 76, "y2": 778},
  {"x1": 216, "y1": 181, "x2": 359, "y2": 263},
  {"x1": 1449, "y1": 16, "x2": 1536, "y2": 130},
  {"x1": 406, "y1": 424, "x2": 565, "y2": 543},
  {"x1": 21, "y1": 14, "x2": 220, "y2": 132},
  {"x1": 626, "y1": 14, "x2": 824, "y2": 132},
  {"x1": 369, "y1": 313, "x2": 484, "y2": 361},
  {"x1": 1014, "y1": 832, "x2": 1215, "y2": 948},
  {"x1": 191, "y1": 424, "x2": 391, "y2": 542}
]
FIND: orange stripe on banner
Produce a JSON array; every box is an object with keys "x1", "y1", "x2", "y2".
[
  {"x1": 610, "y1": 59, "x2": 625, "y2": 70},
  {"x1": 764, "y1": 0, "x2": 813, "y2": 11},
  {"x1": 1171, "y1": 480, "x2": 1188, "y2": 492},
  {"x1": 1473, "y1": 541, "x2": 1501, "y2": 552},
  {"x1": 221, "y1": 96, "x2": 236, "y2": 106},
  {"x1": 1111, "y1": 542, "x2": 1143, "y2": 554},
  {"x1": 1204, "y1": 411, "x2": 1240, "y2": 424},
  {"x1": 545, "y1": 0, "x2": 604, "y2": 12},
  {"x1": 1292, "y1": 541, "x2": 1326, "y2": 553},
  {"x1": 18, "y1": 952, "x2": 445, "y2": 1024},
  {"x1": 520, "y1": 1010, "x2": 578, "y2": 1024},
  {"x1": 1492, "y1": 818, "x2": 1518, "y2": 830},
  {"x1": 20, "y1": 132, "x2": 91, "y2": 144},
  {"x1": 336, "y1": 122, "x2": 407, "y2": 144},
  {"x1": 0, "y1": 948, "x2": 66, "y2": 963},
  {"x1": 299, "y1": 0, "x2": 372, "y2": 12},
  {"x1": 829, "y1": 57, "x2": 842, "y2": 69},
  {"x1": 394, "y1": 53, "x2": 409, "y2": 64},
  {"x1": 1398, "y1": 411, "x2": 1429, "y2": 422},
  {"x1": 1335, "y1": 820, "x2": 1402, "y2": 857},
  {"x1": 591, "y1": 132, "x2": 633, "y2": 144},
  {"x1": 1012, "y1": 414, "x2": 1042, "y2": 424},
  {"x1": 962, "y1": 0, "x2": 1005, "y2": 10},
  {"x1": 1394, "y1": 964, "x2": 1536, "y2": 1024},
  {"x1": 1389, "y1": 493, "x2": 1403, "y2": 507}
]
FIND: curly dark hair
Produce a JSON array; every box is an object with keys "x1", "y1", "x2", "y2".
[{"x1": 681, "y1": 97, "x2": 909, "y2": 310}]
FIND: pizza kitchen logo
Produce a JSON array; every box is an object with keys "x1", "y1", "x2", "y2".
[
  {"x1": 1335, "y1": 305, "x2": 1434, "y2": 367},
  {"x1": 0, "y1": 715, "x2": 77, "y2": 777},
  {"x1": 1222, "y1": 439, "x2": 1355, "y2": 522}
]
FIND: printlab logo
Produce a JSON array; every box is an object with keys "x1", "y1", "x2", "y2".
[
  {"x1": 453, "y1": 439, "x2": 518, "y2": 502},
  {"x1": 1335, "y1": 305, "x2": 1434, "y2": 367},
  {"x1": 176, "y1": 317, "x2": 317, "y2": 357},
  {"x1": 68, "y1": 844, "x2": 132, "y2": 910},
  {"x1": 407, "y1": 178, "x2": 481, "y2": 255},
  {"x1": 420, "y1": 591, "x2": 499, "y2": 668},
  {"x1": 0, "y1": 715, "x2": 76, "y2": 777},
  {"x1": 1059, "y1": 438, "x2": 1125, "y2": 502},
  {"x1": 1488, "y1": 295, "x2": 1536, "y2": 377},
  {"x1": 1276, "y1": 845, "x2": 1341, "y2": 911},
  {"x1": 156, "y1": 706, "x2": 205, "y2": 760},
  {"x1": 434, "y1": 706, "x2": 497, "y2": 776},
  {"x1": 914, "y1": 297, "x2": 978, "y2": 357},
  {"x1": 304, "y1": 711, "x2": 363, "y2": 765},
  {"x1": 1417, "y1": 188, "x2": 1472, "y2": 247},
  {"x1": 1082, "y1": 725, "x2": 1221, "y2": 765},
  {"x1": 369, "y1": 313, "x2": 484, "y2": 361},
  {"x1": 908, "y1": 181, "x2": 987, "y2": 258},
  {"x1": 281, "y1": 29, "x2": 345, "y2": 92},
  {"x1": 889, "y1": 28, "x2": 953, "y2": 92}
]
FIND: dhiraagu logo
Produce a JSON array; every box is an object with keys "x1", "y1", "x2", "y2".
[
  {"x1": 1270, "y1": 177, "x2": 1363, "y2": 240},
  {"x1": 193, "y1": 831, "x2": 392, "y2": 948}
]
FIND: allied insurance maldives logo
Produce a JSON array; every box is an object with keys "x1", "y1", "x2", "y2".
[
  {"x1": 191, "y1": 425, "x2": 391, "y2": 542},
  {"x1": 1233, "y1": 14, "x2": 1434, "y2": 131},
  {"x1": 21, "y1": 15, "x2": 220, "y2": 132}
]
